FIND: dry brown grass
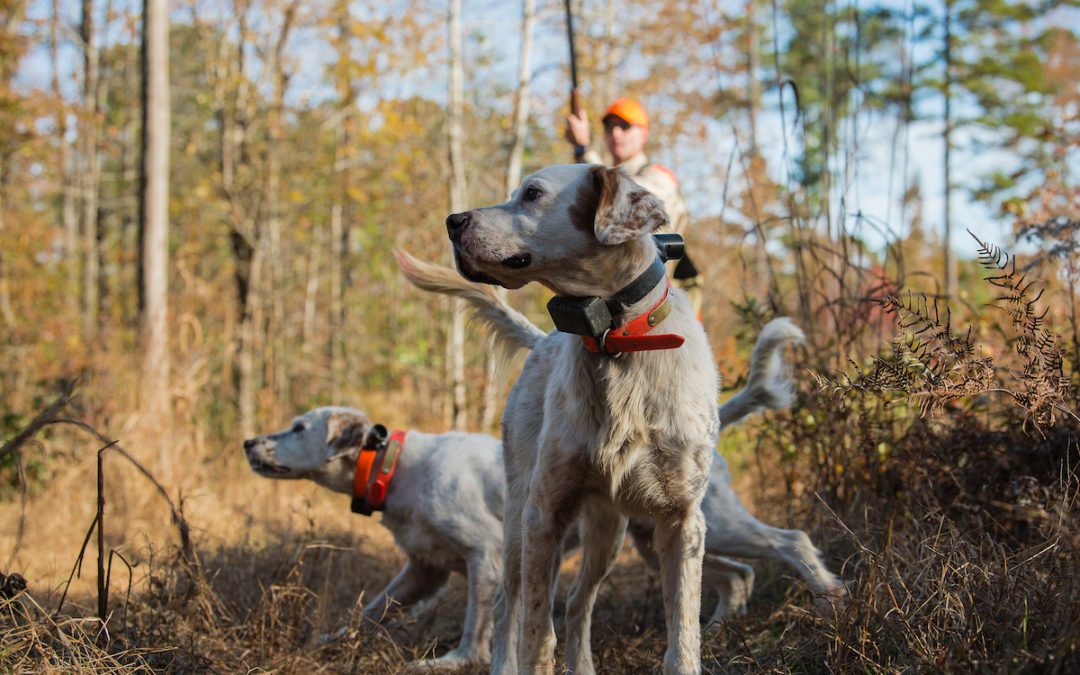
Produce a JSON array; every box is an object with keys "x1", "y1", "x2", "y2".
[{"x1": 3, "y1": 402, "x2": 1077, "y2": 673}]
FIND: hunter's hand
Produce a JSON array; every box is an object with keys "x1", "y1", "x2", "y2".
[{"x1": 565, "y1": 111, "x2": 590, "y2": 147}]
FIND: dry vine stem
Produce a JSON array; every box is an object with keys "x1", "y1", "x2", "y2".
[{"x1": 1, "y1": 383, "x2": 198, "y2": 631}]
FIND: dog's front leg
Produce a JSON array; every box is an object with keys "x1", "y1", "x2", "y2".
[
  {"x1": 654, "y1": 505, "x2": 706, "y2": 675},
  {"x1": 518, "y1": 464, "x2": 581, "y2": 673},
  {"x1": 701, "y1": 554, "x2": 754, "y2": 625},
  {"x1": 492, "y1": 486, "x2": 525, "y2": 675},
  {"x1": 361, "y1": 559, "x2": 450, "y2": 623},
  {"x1": 433, "y1": 545, "x2": 500, "y2": 668},
  {"x1": 564, "y1": 500, "x2": 627, "y2": 675}
]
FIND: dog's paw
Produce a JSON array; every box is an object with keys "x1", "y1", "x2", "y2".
[
  {"x1": 404, "y1": 649, "x2": 485, "y2": 672},
  {"x1": 812, "y1": 582, "x2": 849, "y2": 614},
  {"x1": 704, "y1": 597, "x2": 747, "y2": 629}
]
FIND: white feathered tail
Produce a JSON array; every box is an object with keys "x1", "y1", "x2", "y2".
[{"x1": 716, "y1": 317, "x2": 803, "y2": 426}]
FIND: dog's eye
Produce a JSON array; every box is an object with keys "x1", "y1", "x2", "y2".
[
  {"x1": 291, "y1": 423, "x2": 306, "y2": 434},
  {"x1": 523, "y1": 186, "x2": 542, "y2": 202}
]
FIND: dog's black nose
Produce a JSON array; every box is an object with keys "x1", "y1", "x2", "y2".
[
  {"x1": 243, "y1": 438, "x2": 256, "y2": 451},
  {"x1": 446, "y1": 211, "x2": 471, "y2": 243}
]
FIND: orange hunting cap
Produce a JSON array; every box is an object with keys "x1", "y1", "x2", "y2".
[{"x1": 603, "y1": 98, "x2": 648, "y2": 129}]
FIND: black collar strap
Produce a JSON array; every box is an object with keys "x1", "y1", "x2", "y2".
[
  {"x1": 604, "y1": 256, "x2": 666, "y2": 316},
  {"x1": 546, "y1": 256, "x2": 668, "y2": 347},
  {"x1": 606, "y1": 233, "x2": 685, "y2": 316}
]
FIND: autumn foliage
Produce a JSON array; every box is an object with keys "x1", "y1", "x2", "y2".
[{"x1": 1, "y1": 0, "x2": 1078, "y2": 672}]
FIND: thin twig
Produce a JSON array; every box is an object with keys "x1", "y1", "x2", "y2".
[
  {"x1": 9, "y1": 445, "x2": 28, "y2": 564},
  {"x1": 96, "y1": 441, "x2": 113, "y2": 624},
  {"x1": 54, "y1": 513, "x2": 99, "y2": 617},
  {"x1": 106, "y1": 549, "x2": 137, "y2": 635},
  {"x1": 0, "y1": 380, "x2": 75, "y2": 463}
]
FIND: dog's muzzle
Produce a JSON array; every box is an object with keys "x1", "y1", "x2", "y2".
[
  {"x1": 248, "y1": 454, "x2": 291, "y2": 475},
  {"x1": 244, "y1": 438, "x2": 291, "y2": 475},
  {"x1": 452, "y1": 246, "x2": 502, "y2": 286}
]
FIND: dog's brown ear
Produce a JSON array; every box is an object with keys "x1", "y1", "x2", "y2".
[
  {"x1": 326, "y1": 412, "x2": 370, "y2": 451},
  {"x1": 590, "y1": 166, "x2": 669, "y2": 245}
]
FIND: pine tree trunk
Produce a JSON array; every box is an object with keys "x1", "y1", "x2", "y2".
[
  {"x1": 80, "y1": 0, "x2": 102, "y2": 339},
  {"x1": 97, "y1": 0, "x2": 113, "y2": 323},
  {"x1": 745, "y1": 0, "x2": 761, "y2": 157},
  {"x1": 217, "y1": 0, "x2": 260, "y2": 438},
  {"x1": 302, "y1": 223, "x2": 323, "y2": 355},
  {"x1": 942, "y1": 0, "x2": 957, "y2": 299},
  {"x1": 266, "y1": 1, "x2": 298, "y2": 417},
  {"x1": 745, "y1": 0, "x2": 770, "y2": 297},
  {"x1": 504, "y1": 0, "x2": 534, "y2": 198},
  {"x1": 127, "y1": 15, "x2": 142, "y2": 320},
  {"x1": 448, "y1": 0, "x2": 468, "y2": 430},
  {"x1": 139, "y1": 0, "x2": 171, "y2": 460},
  {"x1": 600, "y1": 0, "x2": 616, "y2": 107},
  {"x1": 329, "y1": 144, "x2": 346, "y2": 400},
  {"x1": 0, "y1": 159, "x2": 15, "y2": 327},
  {"x1": 52, "y1": 0, "x2": 79, "y2": 320},
  {"x1": 238, "y1": 251, "x2": 263, "y2": 438},
  {"x1": 819, "y1": 1, "x2": 833, "y2": 240},
  {"x1": 329, "y1": 0, "x2": 353, "y2": 401},
  {"x1": 0, "y1": 0, "x2": 29, "y2": 327},
  {"x1": 328, "y1": 146, "x2": 346, "y2": 400},
  {"x1": 126, "y1": 14, "x2": 141, "y2": 319}
]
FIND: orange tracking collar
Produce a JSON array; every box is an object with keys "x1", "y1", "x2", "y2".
[
  {"x1": 351, "y1": 429, "x2": 406, "y2": 516},
  {"x1": 579, "y1": 281, "x2": 685, "y2": 354}
]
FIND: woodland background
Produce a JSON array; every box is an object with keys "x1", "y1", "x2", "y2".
[{"x1": 0, "y1": 0, "x2": 1078, "y2": 672}]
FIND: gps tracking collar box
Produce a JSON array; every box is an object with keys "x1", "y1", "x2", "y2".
[
  {"x1": 546, "y1": 233, "x2": 685, "y2": 349},
  {"x1": 652, "y1": 233, "x2": 684, "y2": 263}
]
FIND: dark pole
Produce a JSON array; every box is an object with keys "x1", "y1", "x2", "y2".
[
  {"x1": 564, "y1": 0, "x2": 582, "y2": 116},
  {"x1": 96, "y1": 445, "x2": 106, "y2": 622}
]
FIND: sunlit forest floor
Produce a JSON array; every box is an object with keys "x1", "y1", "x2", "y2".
[{"x1": 2, "y1": 392, "x2": 1078, "y2": 673}]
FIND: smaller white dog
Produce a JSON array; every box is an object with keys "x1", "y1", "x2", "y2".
[
  {"x1": 243, "y1": 321, "x2": 841, "y2": 670},
  {"x1": 245, "y1": 410, "x2": 505, "y2": 669}
]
